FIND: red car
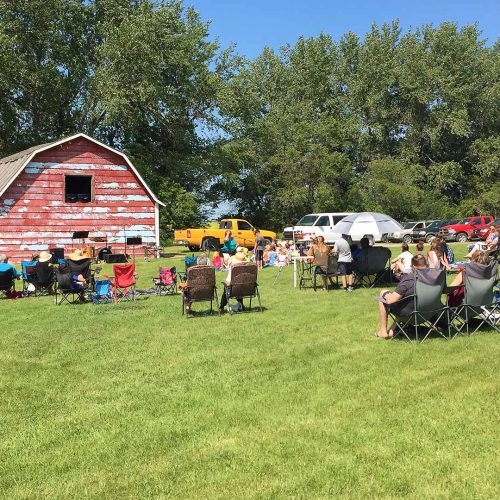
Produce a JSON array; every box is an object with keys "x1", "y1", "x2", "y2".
[
  {"x1": 472, "y1": 218, "x2": 500, "y2": 240},
  {"x1": 438, "y1": 215, "x2": 495, "y2": 242}
]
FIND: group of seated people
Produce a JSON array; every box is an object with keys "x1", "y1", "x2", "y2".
[
  {"x1": 181, "y1": 246, "x2": 256, "y2": 314},
  {"x1": 390, "y1": 235, "x2": 454, "y2": 279},
  {"x1": 374, "y1": 250, "x2": 496, "y2": 338},
  {"x1": 0, "y1": 249, "x2": 93, "y2": 298}
]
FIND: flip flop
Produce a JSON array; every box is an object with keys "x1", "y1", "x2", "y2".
[{"x1": 372, "y1": 332, "x2": 391, "y2": 338}]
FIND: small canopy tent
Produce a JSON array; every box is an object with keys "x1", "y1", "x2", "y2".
[{"x1": 332, "y1": 212, "x2": 402, "y2": 243}]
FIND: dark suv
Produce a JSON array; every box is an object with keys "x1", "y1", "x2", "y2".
[{"x1": 410, "y1": 219, "x2": 459, "y2": 243}]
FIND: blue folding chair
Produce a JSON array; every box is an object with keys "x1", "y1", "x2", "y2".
[
  {"x1": 91, "y1": 279, "x2": 113, "y2": 304},
  {"x1": 21, "y1": 261, "x2": 37, "y2": 295}
]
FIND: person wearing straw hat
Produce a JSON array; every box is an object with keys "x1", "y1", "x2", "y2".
[
  {"x1": 219, "y1": 248, "x2": 247, "y2": 313},
  {"x1": 35, "y1": 251, "x2": 55, "y2": 293},
  {"x1": 67, "y1": 249, "x2": 91, "y2": 289}
]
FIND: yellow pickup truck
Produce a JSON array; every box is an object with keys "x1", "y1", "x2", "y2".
[{"x1": 174, "y1": 219, "x2": 276, "y2": 251}]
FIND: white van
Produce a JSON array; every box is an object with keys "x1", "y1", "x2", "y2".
[{"x1": 282, "y1": 212, "x2": 352, "y2": 244}]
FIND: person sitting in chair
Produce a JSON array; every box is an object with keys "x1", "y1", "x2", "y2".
[
  {"x1": 35, "y1": 251, "x2": 55, "y2": 294},
  {"x1": 373, "y1": 253, "x2": 428, "y2": 338},
  {"x1": 0, "y1": 253, "x2": 21, "y2": 292},
  {"x1": 307, "y1": 235, "x2": 332, "y2": 290},
  {"x1": 219, "y1": 249, "x2": 247, "y2": 313}
]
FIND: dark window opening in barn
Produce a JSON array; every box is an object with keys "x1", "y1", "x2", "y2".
[{"x1": 65, "y1": 175, "x2": 92, "y2": 203}]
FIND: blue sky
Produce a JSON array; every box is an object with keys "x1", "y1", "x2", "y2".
[{"x1": 188, "y1": 0, "x2": 499, "y2": 57}]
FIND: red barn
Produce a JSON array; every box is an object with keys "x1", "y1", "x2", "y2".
[{"x1": 0, "y1": 133, "x2": 164, "y2": 262}]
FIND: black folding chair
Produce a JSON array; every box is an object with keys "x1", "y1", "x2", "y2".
[
  {"x1": 0, "y1": 268, "x2": 15, "y2": 298},
  {"x1": 353, "y1": 247, "x2": 392, "y2": 288},
  {"x1": 34, "y1": 262, "x2": 55, "y2": 296},
  {"x1": 224, "y1": 263, "x2": 262, "y2": 313},
  {"x1": 388, "y1": 268, "x2": 448, "y2": 343},
  {"x1": 55, "y1": 268, "x2": 88, "y2": 304}
]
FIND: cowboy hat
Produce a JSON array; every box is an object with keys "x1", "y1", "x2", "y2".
[
  {"x1": 38, "y1": 251, "x2": 52, "y2": 263},
  {"x1": 68, "y1": 249, "x2": 88, "y2": 261}
]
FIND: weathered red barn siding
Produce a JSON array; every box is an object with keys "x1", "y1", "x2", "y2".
[{"x1": 0, "y1": 137, "x2": 157, "y2": 262}]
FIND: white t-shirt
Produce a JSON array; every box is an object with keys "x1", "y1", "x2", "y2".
[
  {"x1": 398, "y1": 251, "x2": 413, "y2": 271},
  {"x1": 334, "y1": 238, "x2": 352, "y2": 263}
]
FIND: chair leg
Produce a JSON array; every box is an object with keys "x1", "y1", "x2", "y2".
[{"x1": 256, "y1": 287, "x2": 263, "y2": 312}]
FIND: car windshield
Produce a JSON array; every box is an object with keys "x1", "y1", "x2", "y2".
[
  {"x1": 427, "y1": 221, "x2": 441, "y2": 229},
  {"x1": 296, "y1": 215, "x2": 318, "y2": 226},
  {"x1": 403, "y1": 222, "x2": 416, "y2": 229},
  {"x1": 457, "y1": 218, "x2": 472, "y2": 224}
]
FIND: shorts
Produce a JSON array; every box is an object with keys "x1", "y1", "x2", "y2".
[
  {"x1": 255, "y1": 249, "x2": 263, "y2": 262},
  {"x1": 338, "y1": 262, "x2": 352, "y2": 276}
]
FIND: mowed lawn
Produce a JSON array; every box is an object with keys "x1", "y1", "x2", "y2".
[{"x1": 0, "y1": 243, "x2": 499, "y2": 498}]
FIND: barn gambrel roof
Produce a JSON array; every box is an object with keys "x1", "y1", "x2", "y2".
[{"x1": 0, "y1": 133, "x2": 165, "y2": 206}]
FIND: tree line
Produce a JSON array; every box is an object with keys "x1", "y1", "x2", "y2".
[{"x1": 0, "y1": 1, "x2": 498, "y2": 235}]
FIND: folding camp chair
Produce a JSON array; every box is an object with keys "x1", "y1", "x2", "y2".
[
  {"x1": 91, "y1": 279, "x2": 113, "y2": 304},
  {"x1": 181, "y1": 255, "x2": 198, "y2": 282},
  {"x1": 21, "y1": 261, "x2": 37, "y2": 295},
  {"x1": 108, "y1": 263, "x2": 137, "y2": 302},
  {"x1": 55, "y1": 268, "x2": 87, "y2": 304},
  {"x1": 0, "y1": 268, "x2": 15, "y2": 298},
  {"x1": 181, "y1": 265, "x2": 218, "y2": 316},
  {"x1": 388, "y1": 268, "x2": 448, "y2": 343},
  {"x1": 224, "y1": 263, "x2": 262, "y2": 313},
  {"x1": 353, "y1": 247, "x2": 392, "y2": 288},
  {"x1": 448, "y1": 261, "x2": 499, "y2": 337},
  {"x1": 313, "y1": 254, "x2": 340, "y2": 291},
  {"x1": 153, "y1": 266, "x2": 177, "y2": 295},
  {"x1": 34, "y1": 261, "x2": 55, "y2": 296}
]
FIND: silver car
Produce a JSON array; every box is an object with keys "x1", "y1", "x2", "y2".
[{"x1": 387, "y1": 220, "x2": 437, "y2": 244}]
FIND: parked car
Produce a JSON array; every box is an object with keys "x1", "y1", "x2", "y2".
[
  {"x1": 174, "y1": 218, "x2": 276, "y2": 251},
  {"x1": 410, "y1": 219, "x2": 460, "y2": 243},
  {"x1": 282, "y1": 212, "x2": 352, "y2": 244},
  {"x1": 471, "y1": 218, "x2": 500, "y2": 240},
  {"x1": 439, "y1": 215, "x2": 495, "y2": 242},
  {"x1": 387, "y1": 220, "x2": 437, "y2": 244}
]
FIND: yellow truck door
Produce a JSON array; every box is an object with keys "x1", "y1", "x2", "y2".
[{"x1": 235, "y1": 220, "x2": 255, "y2": 247}]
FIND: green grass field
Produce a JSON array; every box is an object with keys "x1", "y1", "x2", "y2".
[{"x1": 1, "y1": 243, "x2": 499, "y2": 498}]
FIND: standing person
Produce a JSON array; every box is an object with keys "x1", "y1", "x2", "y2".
[
  {"x1": 254, "y1": 230, "x2": 266, "y2": 270},
  {"x1": 307, "y1": 235, "x2": 332, "y2": 290},
  {"x1": 221, "y1": 230, "x2": 237, "y2": 257},
  {"x1": 333, "y1": 234, "x2": 354, "y2": 292}
]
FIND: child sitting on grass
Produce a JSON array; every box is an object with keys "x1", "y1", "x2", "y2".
[{"x1": 212, "y1": 251, "x2": 222, "y2": 270}]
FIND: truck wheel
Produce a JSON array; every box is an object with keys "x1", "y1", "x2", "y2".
[
  {"x1": 456, "y1": 232, "x2": 468, "y2": 243},
  {"x1": 262, "y1": 238, "x2": 272, "y2": 247},
  {"x1": 425, "y1": 234, "x2": 434, "y2": 243},
  {"x1": 403, "y1": 235, "x2": 412, "y2": 244},
  {"x1": 188, "y1": 245, "x2": 200, "y2": 252}
]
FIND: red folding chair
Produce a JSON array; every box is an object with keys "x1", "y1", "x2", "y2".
[{"x1": 107, "y1": 264, "x2": 137, "y2": 302}]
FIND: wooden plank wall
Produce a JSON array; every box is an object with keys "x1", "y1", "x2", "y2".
[{"x1": 0, "y1": 137, "x2": 157, "y2": 262}]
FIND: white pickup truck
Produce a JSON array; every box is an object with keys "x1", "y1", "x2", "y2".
[{"x1": 282, "y1": 212, "x2": 352, "y2": 244}]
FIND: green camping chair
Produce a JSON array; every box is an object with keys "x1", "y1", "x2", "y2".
[
  {"x1": 448, "y1": 261, "x2": 499, "y2": 337},
  {"x1": 388, "y1": 268, "x2": 448, "y2": 343}
]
